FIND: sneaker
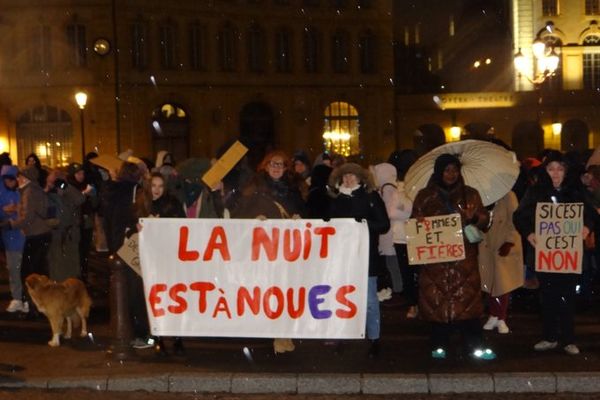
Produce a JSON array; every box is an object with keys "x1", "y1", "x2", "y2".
[
  {"x1": 483, "y1": 316, "x2": 498, "y2": 330},
  {"x1": 564, "y1": 344, "x2": 580, "y2": 355},
  {"x1": 406, "y1": 305, "x2": 418, "y2": 319},
  {"x1": 534, "y1": 340, "x2": 558, "y2": 351},
  {"x1": 131, "y1": 337, "x2": 155, "y2": 349},
  {"x1": 472, "y1": 348, "x2": 497, "y2": 360},
  {"x1": 6, "y1": 300, "x2": 24, "y2": 313},
  {"x1": 496, "y1": 320, "x2": 510, "y2": 334},
  {"x1": 431, "y1": 348, "x2": 446, "y2": 359}
]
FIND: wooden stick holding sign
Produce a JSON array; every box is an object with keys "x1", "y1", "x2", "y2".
[
  {"x1": 535, "y1": 202, "x2": 583, "y2": 274},
  {"x1": 202, "y1": 141, "x2": 248, "y2": 190},
  {"x1": 405, "y1": 213, "x2": 465, "y2": 265}
]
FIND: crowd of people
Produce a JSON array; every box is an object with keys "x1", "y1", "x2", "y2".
[{"x1": 0, "y1": 140, "x2": 597, "y2": 360}]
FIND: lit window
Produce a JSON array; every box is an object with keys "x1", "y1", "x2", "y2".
[
  {"x1": 322, "y1": 102, "x2": 360, "y2": 156},
  {"x1": 66, "y1": 23, "x2": 87, "y2": 67}
]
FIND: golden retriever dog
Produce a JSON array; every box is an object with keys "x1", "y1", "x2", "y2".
[{"x1": 25, "y1": 273, "x2": 92, "y2": 347}]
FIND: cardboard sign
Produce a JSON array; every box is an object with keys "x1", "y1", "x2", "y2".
[
  {"x1": 117, "y1": 233, "x2": 141, "y2": 276},
  {"x1": 139, "y1": 218, "x2": 369, "y2": 339},
  {"x1": 405, "y1": 213, "x2": 465, "y2": 265},
  {"x1": 89, "y1": 154, "x2": 123, "y2": 174},
  {"x1": 535, "y1": 202, "x2": 583, "y2": 274},
  {"x1": 202, "y1": 141, "x2": 248, "y2": 190}
]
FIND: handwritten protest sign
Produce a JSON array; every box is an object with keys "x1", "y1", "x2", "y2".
[
  {"x1": 139, "y1": 218, "x2": 369, "y2": 338},
  {"x1": 405, "y1": 213, "x2": 465, "y2": 265},
  {"x1": 117, "y1": 233, "x2": 141, "y2": 276},
  {"x1": 535, "y1": 202, "x2": 583, "y2": 274}
]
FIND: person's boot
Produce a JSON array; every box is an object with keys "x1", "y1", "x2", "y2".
[{"x1": 368, "y1": 339, "x2": 380, "y2": 358}]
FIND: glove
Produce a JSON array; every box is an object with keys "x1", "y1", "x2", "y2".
[{"x1": 498, "y1": 242, "x2": 514, "y2": 257}]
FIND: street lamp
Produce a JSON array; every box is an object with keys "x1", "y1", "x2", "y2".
[
  {"x1": 514, "y1": 39, "x2": 559, "y2": 87},
  {"x1": 75, "y1": 91, "x2": 88, "y2": 160}
]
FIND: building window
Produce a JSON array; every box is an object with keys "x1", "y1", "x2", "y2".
[
  {"x1": 66, "y1": 23, "x2": 87, "y2": 67},
  {"x1": 189, "y1": 23, "x2": 207, "y2": 71},
  {"x1": 159, "y1": 23, "x2": 177, "y2": 70},
  {"x1": 359, "y1": 29, "x2": 376, "y2": 73},
  {"x1": 218, "y1": 22, "x2": 238, "y2": 72},
  {"x1": 247, "y1": 24, "x2": 266, "y2": 73},
  {"x1": 132, "y1": 21, "x2": 148, "y2": 70},
  {"x1": 303, "y1": 27, "x2": 320, "y2": 73},
  {"x1": 17, "y1": 105, "x2": 73, "y2": 168},
  {"x1": 152, "y1": 103, "x2": 190, "y2": 163},
  {"x1": 322, "y1": 101, "x2": 360, "y2": 156},
  {"x1": 332, "y1": 30, "x2": 350, "y2": 73},
  {"x1": 586, "y1": 0, "x2": 600, "y2": 15},
  {"x1": 583, "y1": 53, "x2": 600, "y2": 89},
  {"x1": 542, "y1": 0, "x2": 558, "y2": 16},
  {"x1": 275, "y1": 28, "x2": 292, "y2": 72},
  {"x1": 32, "y1": 26, "x2": 52, "y2": 71}
]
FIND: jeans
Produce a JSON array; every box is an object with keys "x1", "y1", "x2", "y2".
[
  {"x1": 366, "y1": 276, "x2": 380, "y2": 340},
  {"x1": 5, "y1": 250, "x2": 23, "y2": 300}
]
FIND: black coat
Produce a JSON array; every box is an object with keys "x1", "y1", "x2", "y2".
[
  {"x1": 330, "y1": 186, "x2": 390, "y2": 276},
  {"x1": 151, "y1": 194, "x2": 185, "y2": 218},
  {"x1": 101, "y1": 180, "x2": 138, "y2": 254}
]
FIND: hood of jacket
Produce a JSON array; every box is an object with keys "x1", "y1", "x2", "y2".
[{"x1": 371, "y1": 162, "x2": 397, "y2": 188}]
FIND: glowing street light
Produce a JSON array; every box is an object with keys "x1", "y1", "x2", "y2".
[
  {"x1": 514, "y1": 39, "x2": 559, "y2": 87},
  {"x1": 75, "y1": 91, "x2": 88, "y2": 160}
]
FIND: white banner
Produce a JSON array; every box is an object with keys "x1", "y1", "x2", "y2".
[{"x1": 139, "y1": 218, "x2": 370, "y2": 339}]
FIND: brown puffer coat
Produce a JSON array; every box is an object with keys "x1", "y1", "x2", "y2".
[{"x1": 411, "y1": 180, "x2": 489, "y2": 323}]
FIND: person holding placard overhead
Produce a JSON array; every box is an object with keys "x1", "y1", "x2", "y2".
[
  {"x1": 513, "y1": 150, "x2": 594, "y2": 355},
  {"x1": 410, "y1": 153, "x2": 492, "y2": 360}
]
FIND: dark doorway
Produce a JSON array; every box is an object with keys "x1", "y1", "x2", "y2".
[{"x1": 239, "y1": 101, "x2": 275, "y2": 169}]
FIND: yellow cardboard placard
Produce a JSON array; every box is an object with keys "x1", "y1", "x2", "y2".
[
  {"x1": 202, "y1": 141, "x2": 248, "y2": 189},
  {"x1": 89, "y1": 154, "x2": 123, "y2": 174}
]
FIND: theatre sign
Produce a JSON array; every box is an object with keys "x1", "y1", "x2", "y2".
[{"x1": 434, "y1": 92, "x2": 516, "y2": 110}]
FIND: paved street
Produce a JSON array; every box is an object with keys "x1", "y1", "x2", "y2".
[{"x1": 0, "y1": 252, "x2": 598, "y2": 394}]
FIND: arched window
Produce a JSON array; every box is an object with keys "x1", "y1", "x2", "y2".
[
  {"x1": 303, "y1": 26, "x2": 320, "y2": 73},
  {"x1": 247, "y1": 23, "x2": 266, "y2": 73},
  {"x1": 322, "y1": 101, "x2": 359, "y2": 156},
  {"x1": 218, "y1": 22, "x2": 238, "y2": 72},
  {"x1": 561, "y1": 119, "x2": 589, "y2": 152},
  {"x1": 275, "y1": 27, "x2": 293, "y2": 73},
  {"x1": 332, "y1": 29, "x2": 350, "y2": 73},
  {"x1": 17, "y1": 105, "x2": 73, "y2": 167},
  {"x1": 583, "y1": 34, "x2": 600, "y2": 89},
  {"x1": 151, "y1": 103, "x2": 190, "y2": 162}
]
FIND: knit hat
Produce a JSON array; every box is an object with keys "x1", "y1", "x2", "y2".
[
  {"x1": 0, "y1": 165, "x2": 17, "y2": 179},
  {"x1": 328, "y1": 162, "x2": 376, "y2": 192},
  {"x1": 19, "y1": 166, "x2": 39, "y2": 182},
  {"x1": 542, "y1": 150, "x2": 567, "y2": 168},
  {"x1": 67, "y1": 162, "x2": 84, "y2": 177}
]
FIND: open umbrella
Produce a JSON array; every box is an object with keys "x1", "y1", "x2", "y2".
[{"x1": 404, "y1": 140, "x2": 520, "y2": 206}]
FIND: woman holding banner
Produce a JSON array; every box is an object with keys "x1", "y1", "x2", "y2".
[
  {"x1": 328, "y1": 163, "x2": 390, "y2": 358},
  {"x1": 411, "y1": 153, "x2": 492, "y2": 360},
  {"x1": 513, "y1": 150, "x2": 594, "y2": 355}
]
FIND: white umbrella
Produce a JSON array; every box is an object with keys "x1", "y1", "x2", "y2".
[{"x1": 404, "y1": 140, "x2": 520, "y2": 206}]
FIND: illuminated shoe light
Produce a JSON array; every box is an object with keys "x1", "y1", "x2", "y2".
[
  {"x1": 473, "y1": 348, "x2": 496, "y2": 360},
  {"x1": 431, "y1": 348, "x2": 446, "y2": 359}
]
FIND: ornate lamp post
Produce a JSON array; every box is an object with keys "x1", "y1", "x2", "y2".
[{"x1": 514, "y1": 38, "x2": 559, "y2": 88}]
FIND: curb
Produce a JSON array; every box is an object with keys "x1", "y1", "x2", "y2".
[{"x1": 2, "y1": 372, "x2": 600, "y2": 394}]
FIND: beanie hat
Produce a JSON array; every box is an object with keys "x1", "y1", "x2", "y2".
[
  {"x1": 19, "y1": 166, "x2": 39, "y2": 183},
  {"x1": 67, "y1": 162, "x2": 84, "y2": 177},
  {"x1": 542, "y1": 150, "x2": 567, "y2": 168},
  {"x1": 0, "y1": 165, "x2": 17, "y2": 179}
]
